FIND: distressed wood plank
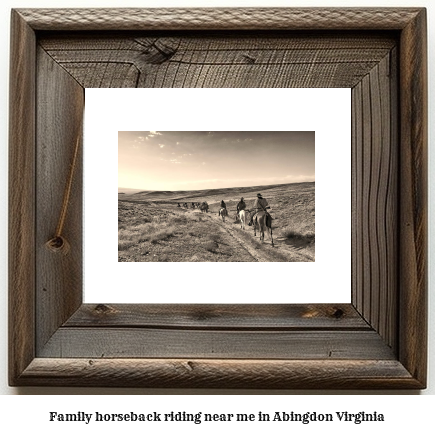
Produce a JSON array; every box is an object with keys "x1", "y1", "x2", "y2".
[
  {"x1": 8, "y1": 9, "x2": 36, "y2": 386},
  {"x1": 40, "y1": 33, "x2": 397, "y2": 51},
  {"x1": 398, "y1": 9, "x2": 428, "y2": 387},
  {"x1": 17, "y1": 8, "x2": 422, "y2": 31},
  {"x1": 368, "y1": 63, "x2": 382, "y2": 333},
  {"x1": 386, "y1": 46, "x2": 399, "y2": 350},
  {"x1": 65, "y1": 304, "x2": 369, "y2": 329},
  {"x1": 361, "y1": 73, "x2": 372, "y2": 321},
  {"x1": 351, "y1": 51, "x2": 398, "y2": 351},
  {"x1": 35, "y1": 47, "x2": 84, "y2": 354},
  {"x1": 351, "y1": 82, "x2": 363, "y2": 313},
  {"x1": 39, "y1": 329, "x2": 395, "y2": 360},
  {"x1": 19, "y1": 358, "x2": 420, "y2": 389},
  {"x1": 377, "y1": 51, "x2": 397, "y2": 350},
  {"x1": 39, "y1": 33, "x2": 396, "y2": 89}
]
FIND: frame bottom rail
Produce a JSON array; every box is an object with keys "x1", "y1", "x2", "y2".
[{"x1": 13, "y1": 358, "x2": 423, "y2": 389}]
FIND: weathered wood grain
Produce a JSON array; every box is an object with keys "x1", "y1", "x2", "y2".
[
  {"x1": 379, "y1": 47, "x2": 398, "y2": 350},
  {"x1": 351, "y1": 51, "x2": 398, "y2": 352},
  {"x1": 38, "y1": 326, "x2": 395, "y2": 360},
  {"x1": 398, "y1": 8, "x2": 428, "y2": 386},
  {"x1": 65, "y1": 304, "x2": 369, "y2": 329},
  {"x1": 39, "y1": 33, "x2": 396, "y2": 88},
  {"x1": 35, "y1": 48, "x2": 84, "y2": 353},
  {"x1": 387, "y1": 47, "x2": 399, "y2": 350},
  {"x1": 16, "y1": 8, "x2": 422, "y2": 31},
  {"x1": 39, "y1": 328, "x2": 395, "y2": 360},
  {"x1": 18, "y1": 358, "x2": 420, "y2": 389},
  {"x1": 351, "y1": 80, "x2": 362, "y2": 312},
  {"x1": 8, "y1": 10, "x2": 36, "y2": 387}
]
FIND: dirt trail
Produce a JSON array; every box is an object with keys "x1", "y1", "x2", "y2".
[
  {"x1": 193, "y1": 209, "x2": 310, "y2": 262},
  {"x1": 196, "y1": 211, "x2": 266, "y2": 262},
  {"x1": 186, "y1": 209, "x2": 262, "y2": 261}
]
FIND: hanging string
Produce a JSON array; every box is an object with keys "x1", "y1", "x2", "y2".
[{"x1": 45, "y1": 129, "x2": 81, "y2": 255}]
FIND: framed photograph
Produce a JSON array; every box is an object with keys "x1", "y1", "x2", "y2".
[
  {"x1": 9, "y1": 8, "x2": 427, "y2": 388},
  {"x1": 86, "y1": 87, "x2": 350, "y2": 305}
]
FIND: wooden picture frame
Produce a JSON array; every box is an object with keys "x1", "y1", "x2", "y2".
[{"x1": 9, "y1": 8, "x2": 427, "y2": 389}]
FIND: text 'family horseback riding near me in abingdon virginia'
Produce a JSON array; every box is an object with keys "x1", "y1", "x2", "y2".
[{"x1": 48, "y1": 410, "x2": 384, "y2": 425}]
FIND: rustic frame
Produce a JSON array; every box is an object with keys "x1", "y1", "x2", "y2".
[{"x1": 9, "y1": 8, "x2": 427, "y2": 388}]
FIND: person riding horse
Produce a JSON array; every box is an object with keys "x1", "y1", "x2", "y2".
[
  {"x1": 249, "y1": 193, "x2": 270, "y2": 226},
  {"x1": 219, "y1": 200, "x2": 227, "y2": 215},
  {"x1": 236, "y1": 197, "x2": 246, "y2": 215},
  {"x1": 200, "y1": 201, "x2": 209, "y2": 212}
]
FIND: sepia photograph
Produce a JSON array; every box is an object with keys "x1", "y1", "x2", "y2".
[{"x1": 118, "y1": 131, "x2": 315, "y2": 263}]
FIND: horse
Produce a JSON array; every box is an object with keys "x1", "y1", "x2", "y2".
[
  {"x1": 251, "y1": 211, "x2": 274, "y2": 246},
  {"x1": 238, "y1": 209, "x2": 246, "y2": 230},
  {"x1": 219, "y1": 208, "x2": 228, "y2": 222},
  {"x1": 199, "y1": 202, "x2": 209, "y2": 213}
]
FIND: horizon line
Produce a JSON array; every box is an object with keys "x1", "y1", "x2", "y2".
[{"x1": 118, "y1": 180, "x2": 315, "y2": 193}]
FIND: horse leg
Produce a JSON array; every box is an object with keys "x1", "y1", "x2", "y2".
[
  {"x1": 265, "y1": 215, "x2": 274, "y2": 246},
  {"x1": 258, "y1": 217, "x2": 263, "y2": 242},
  {"x1": 263, "y1": 220, "x2": 268, "y2": 242}
]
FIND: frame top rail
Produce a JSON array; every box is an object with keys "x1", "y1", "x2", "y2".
[{"x1": 14, "y1": 8, "x2": 424, "y2": 31}]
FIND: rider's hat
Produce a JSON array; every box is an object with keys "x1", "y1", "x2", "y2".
[{"x1": 257, "y1": 193, "x2": 263, "y2": 198}]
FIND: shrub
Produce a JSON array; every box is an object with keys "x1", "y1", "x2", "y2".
[
  {"x1": 208, "y1": 233, "x2": 220, "y2": 243},
  {"x1": 282, "y1": 226, "x2": 315, "y2": 241},
  {"x1": 118, "y1": 221, "x2": 176, "y2": 250},
  {"x1": 118, "y1": 239, "x2": 136, "y2": 251},
  {"x1": 118, "y1": 228, "x2": 149, "y2": 250},
  {"x1": 148, "y1": 226, "x2": 176, "y2": 244},
  {"x1": 171, "y1": 216, "x2": 188, "y2": 225},
  {"x1": 204, "y1": 240, "x2": 218, "y2": 253},
  {"x1": 157, "y1": 254, "x2": 170, "y2": 262}
]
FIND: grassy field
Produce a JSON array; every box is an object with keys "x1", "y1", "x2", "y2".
[{"x1": 118, "y1": 182, "x2": 314, "y2": 262}]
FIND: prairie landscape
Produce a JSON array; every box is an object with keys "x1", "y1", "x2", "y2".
[{"x1": 118, "y1": 182, "x2": 314, "y2": 262}]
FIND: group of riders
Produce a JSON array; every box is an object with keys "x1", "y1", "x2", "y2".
[
  {"x1": 177, "y1": 193, "x2": 271, "y2": 226},
  {"x1": 219, "y1": 193, "x2": 270, "y2": 226},
  {"x1": 177, "y1": 202, "x2": 200, "y2": 209}
]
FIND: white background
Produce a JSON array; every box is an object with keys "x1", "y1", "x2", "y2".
[
  {"x1": 85, "y1": 88, "x2": 351, "y2": 304},
  {"x1": 0, "y1": 0, "x2": 434, "y2": 424}
]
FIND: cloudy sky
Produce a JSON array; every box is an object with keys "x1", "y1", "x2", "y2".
[{"x1": 119, "y1": 131, "x2": 315, "y2": 191}]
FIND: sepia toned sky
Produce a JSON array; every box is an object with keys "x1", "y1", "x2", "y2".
[{"x1": 119, "y1": 131, "x2": 315, "y2": 191}]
